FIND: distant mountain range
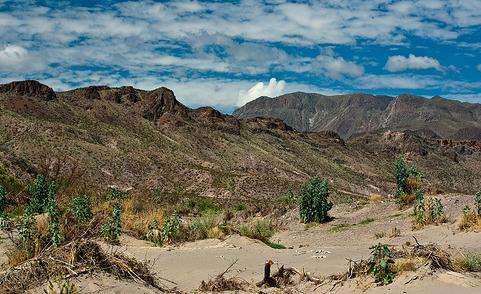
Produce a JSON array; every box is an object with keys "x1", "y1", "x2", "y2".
[{"x1": 234, "y1": 92, "x2": 481, "y2": 140}]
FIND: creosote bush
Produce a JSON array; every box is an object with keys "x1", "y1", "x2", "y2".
[
  {"x1": 299, "y1": 177, "x2": 332, "y2": 223},
  {"x1": 368, "y1": 243, "x2": 395, "y2": 285},
  {"x1": 394, "y1": 156, "x2": 422, "y2": 205}
]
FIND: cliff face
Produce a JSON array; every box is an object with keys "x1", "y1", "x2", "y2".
[{"x1": 234, "y1": 92, "x2": 481, "y2": 139}]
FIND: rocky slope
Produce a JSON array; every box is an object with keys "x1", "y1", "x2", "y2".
[
  {"x1": 233, "y1": 92, "x2": 481, "y2": 139},
  {"x1": 1, "y1": 80, "x2": 480, "y2": 201}
]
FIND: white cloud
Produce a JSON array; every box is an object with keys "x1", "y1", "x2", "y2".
[
  {"x1": 355, "y1": 74, "x2": 439, "y2": 89},
  {"x1": 443, "y1": 93, "x2": 481, "y2": 104},
  {"x1": 385, "y1": 54, "x2": 443, "y2": 72},
  {"x1": 237, "y1": 78, "x2": 286, "y2": 107},
  {"x1": 477, "y1": 64, "x2": 481, "y2": 71},
  {"x1": 287, "y1": 49, "x2": 364, "y2": 80},
  {"x1": 0, "y1": 44, "x2": 46, "y2": 72}
]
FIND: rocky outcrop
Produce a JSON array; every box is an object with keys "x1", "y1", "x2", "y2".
[
  {"x1": 0, "y1": 80, "x2": 56, "y2": 100},
  {"x1": 142, "y1": 87, "x2": 189, "y2": 122}
]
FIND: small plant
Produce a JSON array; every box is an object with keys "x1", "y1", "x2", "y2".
[
  {"x1": 28, "y1": 175, "x2": 58, "y2": 214},
  {"x1": 412, "y1": 191, "x2": 446, "y2": 228},
  {"x1": 475, "y1": 190, "x2": 481, "y2": 216},
  {"x1": 233, "y1": 203, "x2": 247, "y2": 212},
  {"x1": 161, "y1": 212, "x2": 181, "y2": 244},
  {"x1": 146, "y1": 219, "x2": 162, "y2": 245},
  {"x1": 368, "y1": 243, "x2": 395, "y2": 285},
  {"x1": 19, "y1": 208, "x2": 37, "y2": 255},
  {"x1": 70, "y1": 195, "x2": 93, "y2": 224},
  {"x1": 101, "y1": 202, "x2": 122, "y2": 244},
  {"x1": 108, "y1": 186, "x2": 126, "y2": 201},
  {"x1": 44, "y1": 278, "x2": 77, "y2": 294},
  {"x1": 299, "y1": 177, "x2": 332, "y2": 223},
  {"x1": 47, "y1": 197, "x2": 62, "y2": 247},
  {"x1": 454, "y1": 252, "x2": 481, "y2": 272}
]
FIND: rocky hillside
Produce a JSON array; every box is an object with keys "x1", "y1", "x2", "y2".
[
  {"x1": 233, "y1": 92, "x2": 481, "y2": 139},
  {"x1": 1, "y1": 81, "x2": 480, "y2": 201}
]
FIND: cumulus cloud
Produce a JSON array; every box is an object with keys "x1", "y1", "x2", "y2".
[
  {"x1": 384, "y1": 54, "x2": 442, "y2": 72},
  {"x1": 237, "y1": 78, "x2": 286, "y2": 107},
  {"x1": 0, "y1": 45, "x2": 46, "y2": 72}
]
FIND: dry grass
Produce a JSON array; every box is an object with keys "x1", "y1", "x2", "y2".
[
  {"x1": 458, "y1": 210, "x2": 481, "y2": 232},
  {"x1": 121, "y1": 197, "x2": 164, "y2": 238},
  {"x1": 389, "y1": 227, "x2": 401, "y2": 238},
  {"x1": 1, "y1": 239, "x2": 175, "y2": 293},
  {"x1": 393, "y1": 257, "x2": 425, "y2": 273},
  {"x1": 369, "y1": 194, "x2": 383, "y2": 202}
]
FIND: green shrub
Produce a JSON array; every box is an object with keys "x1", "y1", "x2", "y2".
[
  {"x1": 394, "y1": 156, "x2": 422, "y2": 204},
  {"x1": 27, "y1": 175, "x2": 57, "y2": 214},
  {"x1": 46, "y1": 197, "x2": 62, "y2": 247},
  {"x1": 0, "y1": 185, "x2": 6, "y2": 213},
  {"x1": 70, "y1": 195, "x2": 93, "y2": 224},
  {"x1": 108, "y1": 187, "x2": 127, "y2": 201},
  {"x1": 19, "y1": 209, "x2": 37, "y2": 250},
  {"x1": 281, "y1": 187, "x2": 298, "y2": 205},
  {"x1": 239, "y1": 219, "x2": 275, "y2": 243},
  {"x1": 299, "y1": 177, "x2": 332, "y2": 223},
  {"x1": 368, "y1": 243, "x2": 395, "y2": 285},
  {"x1": 161, "y1": 212, "x2": 181, "y2": 244},
  {"x1": 101, "y1": 202, "x2": 122, "y2": 244}
]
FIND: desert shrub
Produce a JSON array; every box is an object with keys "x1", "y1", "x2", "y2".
[
  {"x1": 368, "y1": 243, "x2": 395, "y2": 285},
  {"x1": 459, "y1": 205, "x2": 481, "y2": 231},
  {"x1": 233, "y1": 203, "x2": 247, "y2": 212},
  {"x1": 475, "y1": 190, "x2": 481, "y2": 216},
  {"x1": 454, "y1": 252, "x2": 481, "y2": 272},
  {"x1": 394, "y1": 156, "x2": 422, "y2": 205},
  {"x1": 18, "y1": 209, "x2": 38, "y2": 257},
  {"x1": 27, "y1": 175, "x2": 57, "y2": 214},
  {"x1": 101, "y1": 202, "x2": 122, "y2": 244},
  {"x1": 161, "y1": 212, "x2": 181, "y2": 244},
  {"x1": 299, "y1": 177, "x2": 332, "y2": 223},
  {"x1": 189, "y1": 210, "x2": 225, "y2": 240},
  {"x1": 413, "y1": 192, "x2": 446, "y2": 228},
  {"x1": 239, "y1": 219, "x2": 274, "y2": 243},
  {"x1": 46, "y1": 197, "x2": 62, "y2": 247},
  {"x1": 69, "y1": 195, "x2": 93, "y2": 224}
]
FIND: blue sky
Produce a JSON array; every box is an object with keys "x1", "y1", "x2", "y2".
[{"x1": 0, "y1": 0, "x2": 480, "y2": 113}]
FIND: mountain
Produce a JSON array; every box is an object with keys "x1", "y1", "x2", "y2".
[
  {"x1": 1, "y1": 80, "x2": 480, "y2": 202},
  {"x1": 233, "y1": 92, "x2": 481, "y2": 139}
]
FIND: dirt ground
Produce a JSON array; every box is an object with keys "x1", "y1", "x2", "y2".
[{"x1": 3, "y1": 193, "x2": 481, "y2": 293}]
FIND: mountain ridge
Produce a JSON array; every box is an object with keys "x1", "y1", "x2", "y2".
[{"x1": 233, "y1": 92, "x2": 481, "y2": 140}]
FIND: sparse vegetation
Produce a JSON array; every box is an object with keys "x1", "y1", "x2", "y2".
[
  {"x1": 27, "y1": 175, "x2": 57, "y2": 214},
  {"x1": 459, "y1": 205, "x2": 481, "y2": 232},
  {"x1": 161, "y1": 212, "x2": 181, "y2": 244},
  {"x1": 299, "y1": 177, "x2": 332, "y2": 223},
  {"x1": 189, "y1": 210, "x2": 225, "y2": 240},
  {"x1": 239, "y1": 218, "x2": 276, "y2": 246},
  {"x1": 368, "y1": 243, "x2": 395, "y2": 285}
]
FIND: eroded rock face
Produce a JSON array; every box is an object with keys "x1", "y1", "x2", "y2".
[
  {"x1": 142, "y1": 87, "x2": 189, "y2": 122},
  {"x1": 0, "y1": 80, "x2": 56, "y2": 100},
  {"x1": 245, "y1": 117, "x2": 293, "y2": 132}
]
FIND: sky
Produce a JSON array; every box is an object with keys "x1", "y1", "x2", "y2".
[{"x1": 0, "y1": 0, "x2": 480, "y2": 113}]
